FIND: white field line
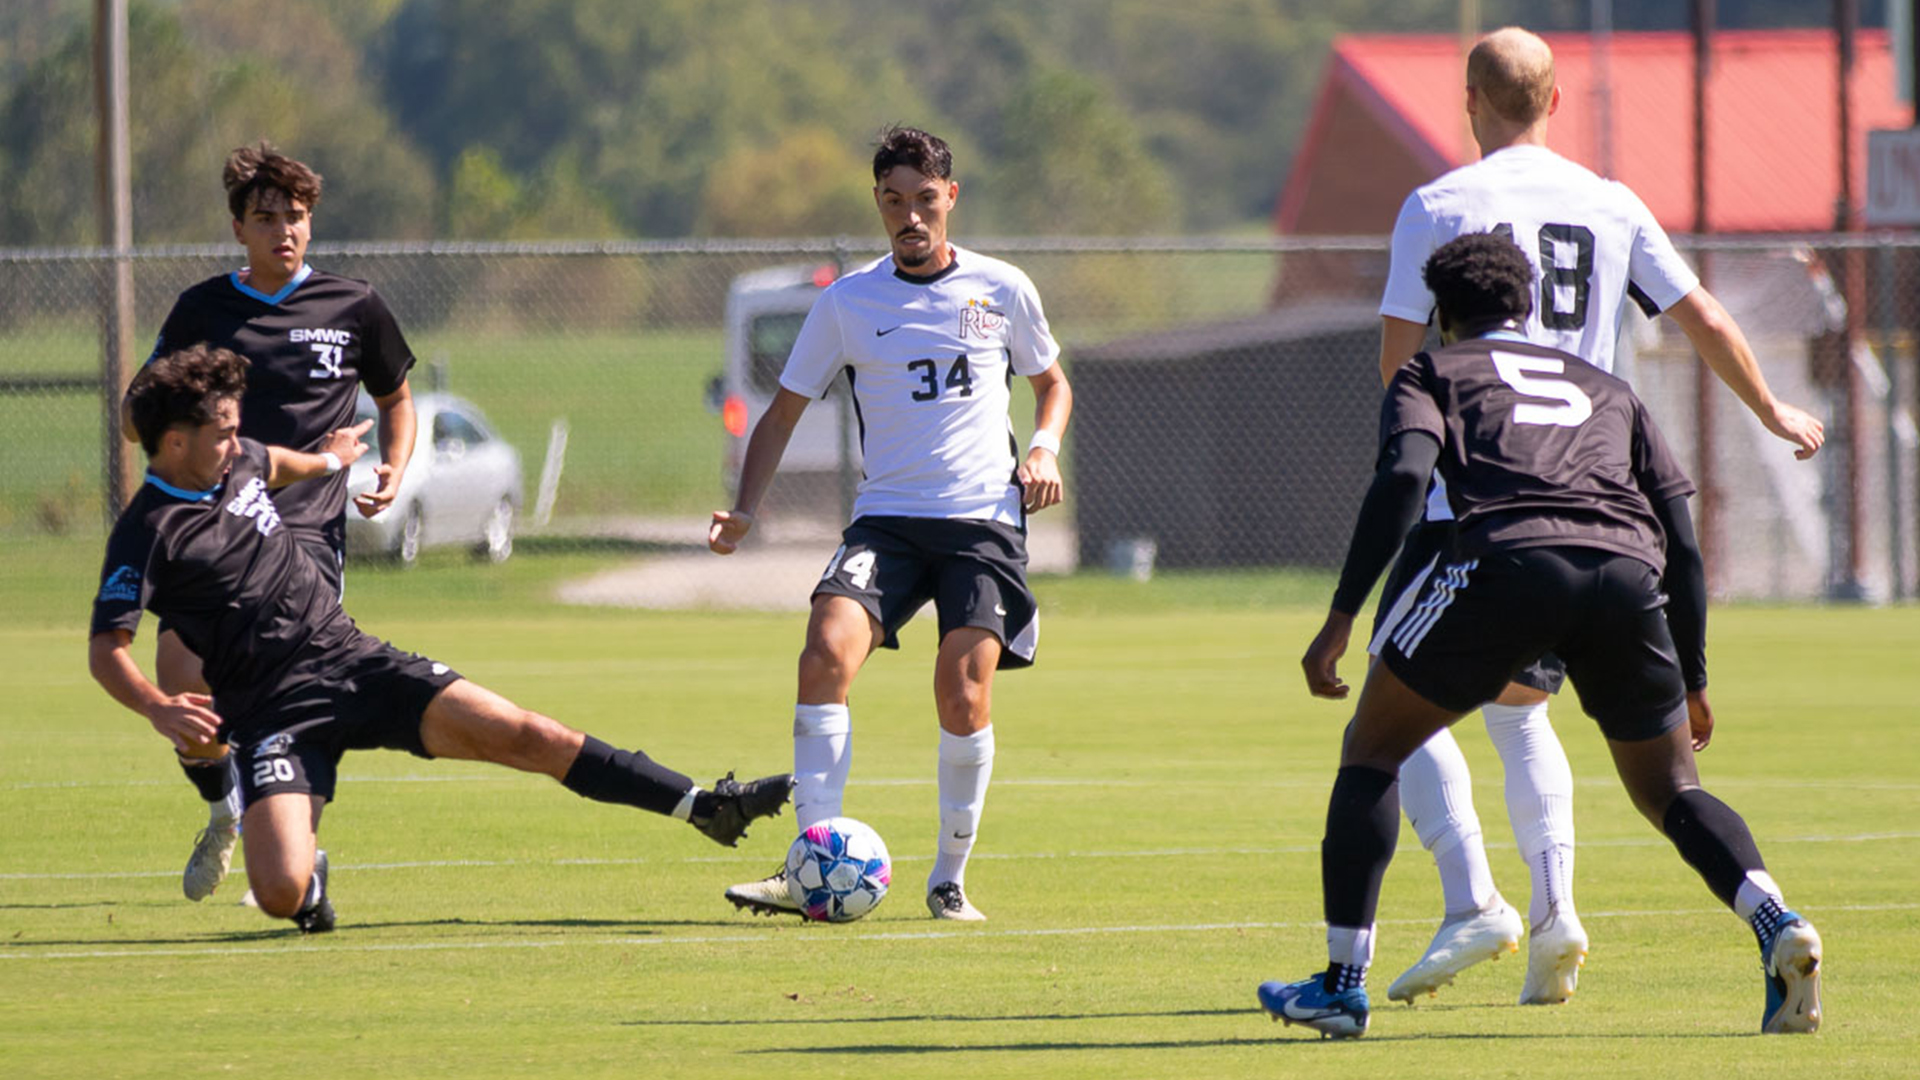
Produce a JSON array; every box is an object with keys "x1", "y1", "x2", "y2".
[
  {"x1": 4, "y1": 901, "x2": 1913, "y2": 963},
  {"x1": 4, "y1": 830, "x2": 1915, "y2": 881},
  {"x1": 10, "y1": 774, "x2": 1920, "y2": 792}
]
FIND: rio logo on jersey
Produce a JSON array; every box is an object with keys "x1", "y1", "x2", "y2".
[
  {"x1": 225, "y1": 477, "x2": 282, "y2": 537},
  {"x1": 959, "y1": 297, "x2": 1007, "y2": 341},
  {"x1": 291, "y1": 327, "x2": 352, "y2": 379}
]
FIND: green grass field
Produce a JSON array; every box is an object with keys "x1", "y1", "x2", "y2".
[{"x1": 3, "y1": 541, "x2": 1916, "y2": 1078}]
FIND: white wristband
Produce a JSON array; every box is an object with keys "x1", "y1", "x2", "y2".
[
  {"x1": 320, "y1": 452, "x2": 343, "y2": 475},
  {"x1": 1027, "y1": 429, "x2": 1061, "y2": 457}
]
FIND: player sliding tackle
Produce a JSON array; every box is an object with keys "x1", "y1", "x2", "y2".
[
  {"x1": 89, "y1": 344, "x2": 792, "y2": 932},
  {"x1": 1256, "y1": 234, "x2": 1821, "y2": 1038}
]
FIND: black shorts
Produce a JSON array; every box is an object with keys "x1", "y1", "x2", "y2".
[
  {"x1": 1377, "y1": 546, "x2": 1687, "y2": 742},
  {"x1": 232, "y1": 644, "x2": 461, "y2": 804},
  {"x1": 811, "y1": 516, "x2": 1038, "y2": 669},
  {"x1": 1369, "y1": 520, "x2": 1566, "y2": 695}
]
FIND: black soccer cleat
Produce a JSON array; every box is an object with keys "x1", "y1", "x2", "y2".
[
  {"x1": 292, "y1": 849, "x2": 336, "y2": 934},
  {"x1": 691, "y1": 772, "x2": 794, "y2": 848}
]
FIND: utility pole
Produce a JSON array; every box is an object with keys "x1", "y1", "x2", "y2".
[
  {"x1": 95, "y1": 0, "x2": 137, "y2": 519},
  {"x1": 1691, "y1": 0, "x2": 1721, "y2": 589}
]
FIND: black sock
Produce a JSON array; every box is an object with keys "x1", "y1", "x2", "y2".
[
  {"x1": 1749, "y1": 895, "x2": 1792, "y2": 948},
  {"x1": 562, "y1": 736, "x2": 694, "y2": 817},
  {"x1": 1325, "y1": 962, "x2": 1367, "y2": 993},
  {"x1": 179, "y1": 755, "x2": 233, "y2": 804},
  {"x1": 1322, "y1": 765, "x2": 1401, "y2": 928},
  {"x1": 1661, "y1": 787, "x2": 1766, "y2": 909}
]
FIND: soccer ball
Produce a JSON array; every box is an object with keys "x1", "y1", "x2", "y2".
[{"x1": 784, "y1": 817, "x2": 891, "y2": 922}]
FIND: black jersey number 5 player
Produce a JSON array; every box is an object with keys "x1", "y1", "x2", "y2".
[{"x1": 1256, "y1": 233, "x2": 1821, "y2": 1040}]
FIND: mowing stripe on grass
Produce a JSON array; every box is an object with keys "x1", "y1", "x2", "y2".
[
  {"x1": 12, "y1": 774, "x2": 1920, "y2": 791},
  {"x1": 4, "y1": 901, "x2": 1911, "y2": 963},
  {"x1": 6, "y1": 829, "x2": 1916, "y2": 880}
]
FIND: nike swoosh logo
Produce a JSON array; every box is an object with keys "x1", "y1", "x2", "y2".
[
  {"x1": 875, "y1": 326, "x2": 903, "y2": 337},
  {"x1": 951, "y1": 831, "x2": 974, "y2": 840},
  {"x1": 1281, "y1": 998, "x2": 1334, "y2": 1020},
  {"x1": 993, "y1": 605, "x2": 1007, "y2": 617}
]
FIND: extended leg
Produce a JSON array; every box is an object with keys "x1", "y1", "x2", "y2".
[
  {"x1": 420, "y1": 679, "x2": 790, "y2": 846},
  {"x1": 1608, "y1": 722, "x2": 1821, "y2": 1034}
]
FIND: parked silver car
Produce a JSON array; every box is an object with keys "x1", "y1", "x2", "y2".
[{"x1": 344, "y1": 392, "x2": 524, "y2": 566}]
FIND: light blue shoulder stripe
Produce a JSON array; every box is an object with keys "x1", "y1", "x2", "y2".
[
  {"x1": 228, "y1": 262, "x2": 314, "y2": 305},
  {"x1": 143, "y1": 473, "x2": 220, "y2": 502}
]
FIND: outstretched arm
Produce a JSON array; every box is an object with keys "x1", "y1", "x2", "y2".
[
  {"x1": 88, "y1": 629, "x2": 222, "y2": 753},
  {"x1": 710, "y1": 388, "x2": 810, "y2": 554},
  {"x1": 1665, "y1": 288, "x2": 1824, "y2": 459},
  {"x1": 266, "y1": 419, "x2": 374, "y2": 489},
  {"x1": 1302, "y1": 430, "x2": 1440, "y2": 698},
  {"x1": 1019, "y1": 364, "x2": 1073, "y2": 514}
]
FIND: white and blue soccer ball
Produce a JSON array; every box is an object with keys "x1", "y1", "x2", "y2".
[{"x1": 785, "y1": 816, "x2": 891, "y2": 922}]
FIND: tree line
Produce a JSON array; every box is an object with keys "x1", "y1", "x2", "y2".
[{"x1": 0, "y1": 0, "x2": 1866, "y2": 246}]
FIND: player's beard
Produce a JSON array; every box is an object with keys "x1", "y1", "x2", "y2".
[{"x1": 894, "y1": 230, "x2": 933, "y2": 268}]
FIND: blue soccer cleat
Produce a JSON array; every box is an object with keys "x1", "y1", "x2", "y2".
[
  {"x1": 1759, "y1": 911, "x2": 1822, "y2": 1034},
  {"x1": 1257, "y1": 974, "x2": 1370, "y2": 1039}
]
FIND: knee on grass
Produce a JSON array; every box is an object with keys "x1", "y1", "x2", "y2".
[{"x1": 250, "y1": 871, "x2": 311, "y2": 919}]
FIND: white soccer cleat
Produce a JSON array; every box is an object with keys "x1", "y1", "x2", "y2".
[
  {"x1": 182, "y1": 821, "x2": 239, "y2": 902},
  {"x1": 1518, "y1": 904, "x2": 1589, "y2": 1005},
  {"x1": 926, "y1": 881, "x2": 986, "y2": 921},
  {"x1": 1760, "y1": 913, "x2": 1822, "y2": 1034},
  {"x1": 1386, "y1": 899, "x2": 1523, "y2": 1003},
  {"x1": 724, "y1": 867, "x2": 802, "y2": 916}
]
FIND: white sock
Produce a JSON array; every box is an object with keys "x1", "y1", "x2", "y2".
[
  {"x1": 210, "y1": 761, "x2": 243, "y2": 828},
  {"x1": 1482, "y1": 700, "x2": 1576, "y2": 926},
  {"x1": 1326, "y1": 923, "x2": 1376, "y2": 969},
  {"x1": 792, "y1": 703, "x2": 852, "y2": 830},
  {"x1": 928, "y1": 726, "x2": 995, "y2": 890},
  {"x1": 1734, "y1": 870, "x2": 1785, "y2": 922},
  {"x1": 300, "y1": 862, "x2": 324, "y2": 911},
  {"x1": 1401, "y1": 728, "x2": 1500, "y2": 916},
  {"x1": 670, "y1": 788, "x2": 700, "y2": 822}
]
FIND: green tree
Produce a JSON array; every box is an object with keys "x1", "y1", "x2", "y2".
[
  {"x1": 0, "y1": 0, "x2": 435, "y2": 245},
  {"x1": 699, "y1": 127, "x2": 874, "y2": 237},
  {"x1": 985, "y1": 67, "x2": 1176, "y2": 236}
]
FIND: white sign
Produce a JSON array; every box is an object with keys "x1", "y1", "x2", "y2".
[{"x1": 1867, "y1": 128, "x2": 1920, "y2": 226}]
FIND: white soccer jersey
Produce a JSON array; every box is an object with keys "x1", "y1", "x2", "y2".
[
  {"x1": 780, "y1": 245, "x2": 1060, "y2": 524},
  {"x1": 1380, "y1": 144, "x2": 1699, "y2": 375},
  {"x1": 1380, "y1": 144, "x2": 1700, "y2": 521}
]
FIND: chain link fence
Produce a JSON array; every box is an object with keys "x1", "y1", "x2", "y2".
[{"x1": 2, "y1": 236, "x2": 1913, "y2": 608}]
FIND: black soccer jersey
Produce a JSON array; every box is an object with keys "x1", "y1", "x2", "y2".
[
  {"x1": 91, "y1": 439, "x2": 383, "y2": 735},
  {"x1": 147, "y1": 267, "x2": 415, "y2": 548},
  {"x1": 1382, "y1": 335, "x2": 1695, "y2": 569}
]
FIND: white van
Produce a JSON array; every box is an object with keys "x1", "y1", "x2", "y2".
[{"x1": 710, "y1": 263, "x2": 863, "y2": 521}]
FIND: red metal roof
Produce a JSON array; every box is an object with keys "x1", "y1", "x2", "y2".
[{"x1": 1279, "y1": 29, "x2": 1912, "y2": 235}]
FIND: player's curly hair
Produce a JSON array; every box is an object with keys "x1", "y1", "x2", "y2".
[
  {"x1": 224, "y1": 141, "x2": 323, "y2": 220},
  {"x1": 126, "y1": 344, "x2": 251, "y2": 455},
  {"x1": 1423, "y1": 232, "x2": 1535, "y2": 329},
  {"x1": 872, "y1": 125, "x2": 952, "y2": 181}
]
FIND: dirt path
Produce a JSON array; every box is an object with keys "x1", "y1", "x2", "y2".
[{"x1": 554, "y1": 518, "x2": 1078, "y2": 611}]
